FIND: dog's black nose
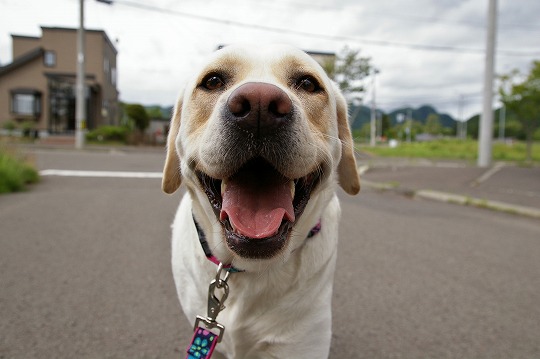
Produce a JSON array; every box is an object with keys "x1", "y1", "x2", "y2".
[{"x1": 226, "y1": 82, "x2": 293, "y2": 136}]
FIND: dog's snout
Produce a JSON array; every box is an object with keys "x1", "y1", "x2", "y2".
[{"x1": 226, "y1": 82, "x2": 292, "y2": 136}]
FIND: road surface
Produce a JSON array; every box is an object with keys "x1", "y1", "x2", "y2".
[{"x1": 1, "y1": 149, "x2": 539, "y2": 358}]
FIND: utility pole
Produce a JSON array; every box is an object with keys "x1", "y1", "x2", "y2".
[
  {"x1": 406, "y1": 108, "x2": 412, "y2": 143},
  {"x1": 369, "y1": 69, "x2": 379, "y2": 147},
  {"x1": 75, "y1": 0, "x2": 86, "y2": 149},
  {"x1": 457, "y1": 94, "x2": 468, "y2": 140},
  {"x1": 478, "y1": 0, "x2": 498, "y2": 167}
]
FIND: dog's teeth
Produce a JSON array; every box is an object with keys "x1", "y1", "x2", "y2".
[
  {"x1": 290, "y1": 180, "x2": 295, "y2": 198},
  {"x1": 221, "y1": 179, "x2": 228, "y2": 195},
  {"x1": 229, "y1": 218, "x2": 237, "y2": 233}
]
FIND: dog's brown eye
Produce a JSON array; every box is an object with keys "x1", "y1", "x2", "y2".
[
  {"x1": 296, "y1": 76, "x2": 320, "y2": 93},
  {"x1": 203, "y1": 74, "x2": 225, "y2": 90}
]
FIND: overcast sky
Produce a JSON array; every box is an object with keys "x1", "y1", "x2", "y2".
[{"x1": 1, "y1": 0, "x2": 539, "y2": 119}]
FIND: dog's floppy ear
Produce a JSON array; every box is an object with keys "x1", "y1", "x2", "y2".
[
  {"x1": 162, "y1": 95, "x2": 183, "y2": 194},
  {"x1": 335, "y1": 89, "x2": 360, "y2": 195}
]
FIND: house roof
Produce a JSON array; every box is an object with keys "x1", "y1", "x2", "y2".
[
  {"x1": 11, "y1": 34, "x2": 40, "y2": 40},
  {"x1": 0, "y1": 47, "x2": 44, "y2": 77}
]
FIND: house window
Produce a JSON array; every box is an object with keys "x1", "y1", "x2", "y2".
[
  {"x1": 44, "y1": 51, "x2": 56, "y2": 67},
  {"x1": 11, "y1": 91, "x2": 41, "y2": 116},
  {"x1": 104, "y1": 57, "x2": 110, "y2": 74}
]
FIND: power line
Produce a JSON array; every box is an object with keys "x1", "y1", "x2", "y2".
[
  {"x1": 256, "y1": 0, "x2": 338, "y2": 12},
  {"x1": 270, "y1": 0, "x2": 540, "y2": 31},
  {"x1": 106, "y1": 0, "x2": 540, "y2": 57},
  {"x1": 355, "y1": 11, "x2": 540, "y2": 32}
]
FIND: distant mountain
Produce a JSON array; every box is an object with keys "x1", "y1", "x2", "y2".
[
  {"x1": 148, "y1": 102, "x2": 457, "y2": 130},
  {"x1": 389, "y1": 105, "x2": 455, "y2": 128},
  {"x1": 348, "y1": 105, "x2": 383, "y2": 129},
  {"x1": 350, "y1": 104, "x2": 456, "y2": 130}
]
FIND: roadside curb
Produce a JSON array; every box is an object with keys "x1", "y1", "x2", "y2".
[
  {"x1": 414, "y1": 189, "x2": 540, "y2": 219},
  {"x1": 362, "y1": 180, "x2": 540, "y2": 220},
  {"x1": 360, "y1": 163, "x2": 540, "y2": 220}
]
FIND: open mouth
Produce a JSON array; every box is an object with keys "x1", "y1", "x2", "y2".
[{"x1": 196, "y1": 158, "x2": 320, "y2": 259}]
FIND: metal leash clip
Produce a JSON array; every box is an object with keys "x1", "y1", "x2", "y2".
[
  {"x1": 193, "y1": 263, "x2": 230, "y2": 342},
  {"x1": 186, "y1": 264, "x2": 231, "y2": 358}
]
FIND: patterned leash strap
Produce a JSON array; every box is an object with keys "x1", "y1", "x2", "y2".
[{"x1": 186, "y1": 263, "x2": 230, "y2": 359}]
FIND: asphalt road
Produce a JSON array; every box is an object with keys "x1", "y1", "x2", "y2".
[{"x1": 1, "y1": 149, "x2": 539, "y2": 359}]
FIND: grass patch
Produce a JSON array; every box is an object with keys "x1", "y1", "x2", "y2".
[
  {"x1": 0, "y1": 147, "x2": 39, "y2": 194},
  {"x1": 359, "y1": 139, "x2": 540, "y2": 163}
]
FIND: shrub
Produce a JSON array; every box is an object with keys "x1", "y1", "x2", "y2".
[
  {"x1": 2, "y1": 120, "x2": 18, "y2": 132},
  {"x1": 86, "y1": 125, "x2": 129, "y2": 143},
  {"x1": 0, "y1": 148, "x2": 39, "y2": 194},
  {"x1": 21, "y1": 121, "x2": 36, "y2": 138}
]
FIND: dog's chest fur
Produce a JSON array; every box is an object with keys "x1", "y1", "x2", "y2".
[{"x1": 171, "y1": 192, "x2": 341, "y2": 358}]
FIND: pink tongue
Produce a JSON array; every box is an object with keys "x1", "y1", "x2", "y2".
[{"x1": 220, "y1": 166, "x2": 295, "y2": 239}]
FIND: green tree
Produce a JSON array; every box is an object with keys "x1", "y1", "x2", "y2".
[
  {"x1": 358, "y1": 122, "x2": 371, "y2": 142},
  {"x1": 381, "y1": 114, "x2": 391, "y2": 138},
  {"x1": 395, "y1": 120, "x2": 423, "y2": 142},
  {"x1": 322, "y1": 46, "x2": 372, "y2": 102},
  {"x1": 125, "y1": 104, "x2": 149, "y2": 133},
  {"x1": 425, "y1": 114, "x2": 442, "y2": 135},
  {"x1": 499, "y1": 61, "x2": 540, "y2": 163},
  {"x1": 146, "y1": 106, "x2": 166, "y2": 120}
]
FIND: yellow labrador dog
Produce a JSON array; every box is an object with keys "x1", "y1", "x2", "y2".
[{"x1": 162, "y1": 44, "x2": 360, "y2": 359}]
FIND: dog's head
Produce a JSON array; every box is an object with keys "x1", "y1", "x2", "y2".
[{"x1": 162, "y1": 44, "x2": 359, "y2": 269}]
